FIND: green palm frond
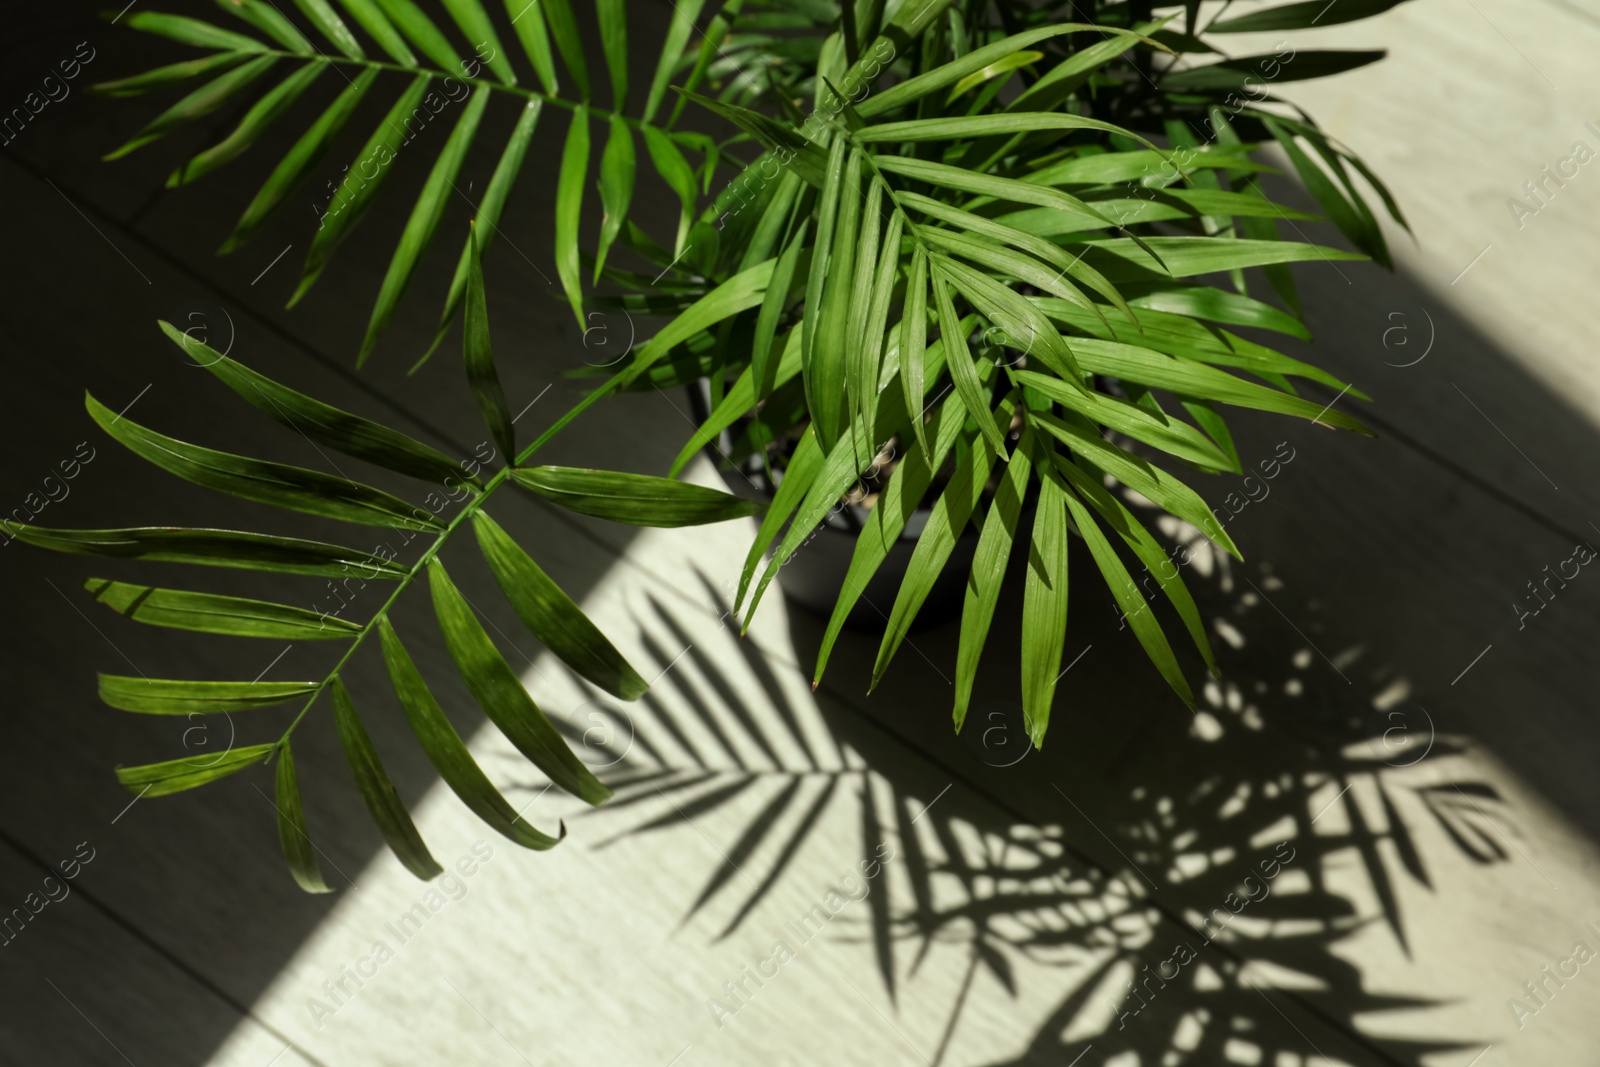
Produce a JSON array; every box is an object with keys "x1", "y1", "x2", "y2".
[
  {"x1": 622, "y1": 6, "x2": 1404, "y2": 743},
  {"x1": 91, "y1": 0, "x2": 1415, "y2": 767},
  {"x1": 13, "y1": 239, "x2": 761, "y2": 891},
  {"x1": 97, "y1": 0, "x2": 787, "y2": 365}
]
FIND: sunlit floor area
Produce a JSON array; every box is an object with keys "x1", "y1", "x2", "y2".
[{"x1": 4, "y1": 1, "x2": 1600, "y2": 1065}]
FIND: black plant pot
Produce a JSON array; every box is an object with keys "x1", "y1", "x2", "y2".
[{"x1": 687, "y1": 381, "x2": 978, "y2": 631}]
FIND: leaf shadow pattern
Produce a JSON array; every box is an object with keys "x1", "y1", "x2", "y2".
[{"x1": 507, "y1": 564, "x2": 1509, "y2": 1066}]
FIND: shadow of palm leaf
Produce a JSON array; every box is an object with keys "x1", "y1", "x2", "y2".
[
  {"x1": 549, "y1": 586, "x2": 864, "y2": 943},
  {"x1": 900, "y1": 721, "x2": 1478, "y2": 1065},
  {"x1": 509, "y1": 562, "x2": 1509, "y2": 1065}
]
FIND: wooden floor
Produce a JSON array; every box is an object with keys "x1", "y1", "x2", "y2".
[{"x1": 2, "y1": 2, "x2": 1599, "y2": 1064}]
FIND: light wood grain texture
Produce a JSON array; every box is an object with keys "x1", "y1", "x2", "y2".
[{"x1": 4, "y1": 1, "x2": 1600, "y2": 1065}]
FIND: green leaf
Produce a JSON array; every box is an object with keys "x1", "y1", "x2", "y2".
[
  {"x1": 898, "y1": 157, "x2": 1172, "y2": 275},
  {"x1": 954, "y1": 432, "x2": 1031, "y2": 728},
  {"x1": 593, "y1": 117, "x2": 635, "y2": 284},
  {"x1": 736, "y1": 151, "x2": 806, "y2": 279},
  {"x1": 839, "y1": 0, "x2": 860, "y2": 63},
  {"x1": 596, "y1": 0, "x2": 628, "y2": 105},
  {"x1": 1022, "y1": 148, "x2": 1268, "y2": 189},
  {"x1": 86, "y1": 392, "x2": 444, "y2": 531},
  {"x1": 473, "y1": 511, "x2": 646, "y2": 700},
  {"x1": 121, "y1": 11, "x2": 270, "y2": 52},
  {"x1": 1126, "y1": 283, "x2": 1311, "y2": 341},
  {"x1": 168, "y1": 63, "x2": 325, "y2": 187},
  {"x1": 116, "y1": 743, "x2": 276, "y2": 798},
  {"x1": 336, "y1": 0, "x2": 418, "y2": 64},
  {"x1": 359, "y1": 85, "x2": 491, "y2": 365},
  {"x1": 1263, "y1": 116, "x2": 1389, "y2": 268},
  {"x1": 936, "y1": 257, "x2": 1086, "y2": 384},
  {"x1": 1019, "y1": 461, "x2": 1068, "y2": 746},
  {"x1": 1026, "y1": 202, "x2": 1260, "y2": 243},
  {"x1": 858, "y1": 25, "x2": 1080, "y2": 117},
  {"x1": 293, "y1": 74, "x2": 432, "y2": 305},
  {"x1": 1182, "y1": 397, "x2": 1242, "y2": 473},
  {"x1": 555, "y1": 106, "x2": 590, "y2": 331},
  {"x1": 372, "y1": 0, "x2": 463, "y2": 70},
  {"x1": 540, "y1": 0, "x2": 590, "y2": 99},
  {"x1": 743, "y1": 409, "x2": 894, "y2": 624},
  {"x1": 845, "y1": 177, "x2": 885, "y2": 436},
  {"x1": 510, "y1": 467, "x2": 761, "y2": 527},
  {"x1": 856, "y1": 196, "x2": 902, "y2": 439},
  {"x1": 1256, "y1": 111, "x2": 1409, "y2": 241},
  {"x1": 874, "y1": 154, "x2": 1124, "y2": 230},
  {"x1": 1162, "y1": 50, "x2": 1385, "y2": 90},
  {"x1": 428, "y1": 559, "x2": 611, "y2": 805},
  {"x1": 1010, "y1": 20, "x2": 1174, "y2": 110},
  {"x1": 104, "y1": 55, "x2": 278, "y2": 160},
  {"x1": 812, "y1": 147, "x2": 864, "y2": 449},
  {"x1": 504, "y1": 0, "x2": 558, "y2": 93},
  {"x1": 737, "y1": 428, "x2": 822, "y2": 612},
  {"x1": 930, "y1": 263, "x2": 1007, "y2": 459},
  {"x1": 902, "y1": 193, "x2": 1127, "y2": 322},
  {"x1": 1051, "y1": 456, "x2": 1215, "y2": 675},
  {"x1": 163, "y1": 322, "x2": 472, "y2": 489},
  {"x1": 946, "y1": 50, "x2": 1042, "y2": 102},
  {"x1": 622, "y1": 257, "x2": 777, "y2": 382},
  {"x1": 10, "y1": 525, "x2": 407, "y2": 579},
  {"x1": 1030, "y1": 410, "x2": 1239, "y2": 559},
  {"x1": 641, "y1": 125, "x2": 697, "y2": 255},
  {"x1": 330, "y1": 677, "x2": 443, "y2": 879},
  {"x1": 819, "y1": 76, "x2": 867, "y2": 133},
  {"x1": 900, "y1": 247, "x2": 931, "y2": 457},
  {"x1": 85, "y1": 578, "x2": 361, "y2": 640},
  {"x1": 1209, "y1": 1, "x2": 1411, "y2": 33},
  {"x1": 1062, "y1": 335, "x2": 1372, "y2": 433},
  {"x1": 1234, "y1": 178, "x2": 1303, "y2": 319},
  {"x1": 220, "y1": 67, "x2": 377, "y2": 254},
  {"x1": 873, "y1": 411, "x2": 1011, "y2": 686},
  {"x1": 858, "y1": 112, "x2": 1160, "y2": 151},
  {"x1": 219, "y1": 0, "x2": 315, "y2": 54},
  {"x1": 1056, "y1": 462, "x2": 1194, "y2": 710},
  {"x1": 1013, "y1": 370, "x2": 1233, "y2": 471},
  {"x1": 995, "y1": 190, "x2": 1317, "y2": 236},
  {"x1": 812, "y1": 384, "x2": 971, "y2": 682},
  {"x1": 429, "y1": 99, "x2": 542, "y2": 361},
  {"x1": 1333, "y1": 137, "x2": 1411, "y2": 233},
  {"x1": 667, "y1": 0, "x2": 746, "y2": 126},
  {"x1": 461, "y1": 224, "x2": 517, "y2": 460},
  {"x1": 99, "y1": 676, "x2": 317, "y2": 715},
  {"x1": 676, "y1": 89, "x2": 829, "y2": 188},
  {"x1": 1133, "y1": 187, "x2": 1318, "y2": 222},
  {"x1": 921, "y1": 229, "x2": 1101, "y2": 318},
  {"x1": 93, "y1": 52, "x2": 252, "y2": 97},
  {"x1": 275, "y1": 742, "x2": 333, "y2": 893},
  {"x1": 378, "y1": 618, "x2": 563, "y2": 849},
  {"x1": 803, "y1": 136, "x2": 845, "y2": 435},
  {"x1": 439, "y1": 0, "x2": 517, "y2": 83},
  {"x1": 751, "y1": 221, "x2": 808, "y2": 405},
  {"x1": 612, "y1": 221, "x2": 670, "y2": 266},
  {"x1": 1031, "y1": 298, "x2": 1359, "y2": 395},
  {"x1": 1077, "y1": 236, "x2": 1364, "y2": 280},
  {"x1": 645, "y1": 0, "x2": 706, "y2": 122},
  {"x1": 292, "y1": 0, "x2": 365, "y2": 57}
]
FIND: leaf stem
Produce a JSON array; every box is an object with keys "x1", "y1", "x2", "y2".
[{"x1": 270, "y1": 373, "x2": 627, "y2": 753}]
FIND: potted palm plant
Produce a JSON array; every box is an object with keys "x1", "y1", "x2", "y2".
[{"x1": 16, "y1": 0, "x2": 1408, "y2": 888}]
